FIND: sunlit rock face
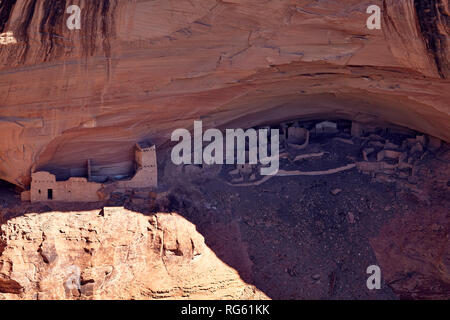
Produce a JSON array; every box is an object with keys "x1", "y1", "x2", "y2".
[
  {"x1": 0, "y1": 208, "x2": 266, "y2": 300},
  {"x1": 371, "y1": 206, "x2": 450, "y2": 300},
  {"x1": 0, "y1": 0, "x2": 449, "y2": 187}
]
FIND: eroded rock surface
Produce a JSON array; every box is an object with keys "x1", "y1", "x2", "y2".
[
  {"x1": 0, "y1": 208, "x2": 266, "y2": 300},
  {"x1": 0, "y1": 0, "x2": 449, "y2": 188}
]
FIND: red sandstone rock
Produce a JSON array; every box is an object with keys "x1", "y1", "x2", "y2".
[{"x1": 0, "y1": 0, "x2": 448, "y2": 188}]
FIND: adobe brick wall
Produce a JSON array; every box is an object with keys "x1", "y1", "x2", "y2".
[{"x1": 29, "y1": 172, "x2": 102, "y2": 202}]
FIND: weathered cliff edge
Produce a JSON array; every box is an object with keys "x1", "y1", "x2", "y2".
[
  {"x1": 0, "y1": 208, "x2": 266, "y2": 299},
  {"x1": 0, "y1": 0, "x2": 449, "y2": 187}
]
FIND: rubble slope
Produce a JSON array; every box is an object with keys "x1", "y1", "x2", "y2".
[{"x1": 0, "y1": 208, "x2": 266, "y2": 300}]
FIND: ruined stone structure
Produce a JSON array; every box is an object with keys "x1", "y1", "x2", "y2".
[
  {"x1": 22, "y1": 143, "x2": 158, "y2": 203},
  {"x1": 313, "y1": 121, "x2": 338, "y2": 134},
  {"x1": 0, "y1": 209, "x2": 267, "y2": 300}
]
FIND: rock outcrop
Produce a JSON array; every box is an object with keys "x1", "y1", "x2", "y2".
[
  {"x1": 0, "y1": 208, "x2": 266, "y2": 300},
  {"x1": 371, "y1": 206, "x2": 450, "y2": 300},
  {"x1": 0, "y1": 0, "x2": 449, "y2": 188}
]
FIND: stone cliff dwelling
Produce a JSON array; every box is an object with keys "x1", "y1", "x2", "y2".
[
  {"x1": 1, "y1": 0, "x2": 449, "y2": 301},
  {"x1": 21, "y1": 142, "x2": 158, "y2": 202}
]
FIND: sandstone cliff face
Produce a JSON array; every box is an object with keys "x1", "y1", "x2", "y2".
[
  {"x1": 0, "y1": 0, "x2": 449, "y2": 187},
  {"x1": 0, "y1": 208, "x2": 266, "y2": 299}
]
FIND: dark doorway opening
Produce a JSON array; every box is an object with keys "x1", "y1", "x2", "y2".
[{"x1": 47, "y1": 189, "x2": 53, "y2": 200}]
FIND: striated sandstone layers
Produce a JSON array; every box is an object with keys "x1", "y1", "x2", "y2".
[
  {"x1": 0, "y1": 0, "x2": 449, "y2": 188},
  {"x1": 0, "y1": 208, "x2": 267, "y2": 300}
]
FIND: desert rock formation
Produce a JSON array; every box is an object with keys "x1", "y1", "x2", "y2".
[
  {"x1": 0, "y1": 0, "x2": 449, "y2": 188},
  {"x1": 371, "y1": 206, "x2": 450, "y2": 299},
  {"x1": 0, "y1": 207, "x2": 266, "y2": 299}
]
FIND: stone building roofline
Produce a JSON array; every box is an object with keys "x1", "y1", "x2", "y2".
[{"x1": 136, "y1": 141, "x2": 156, "y2": 151}]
